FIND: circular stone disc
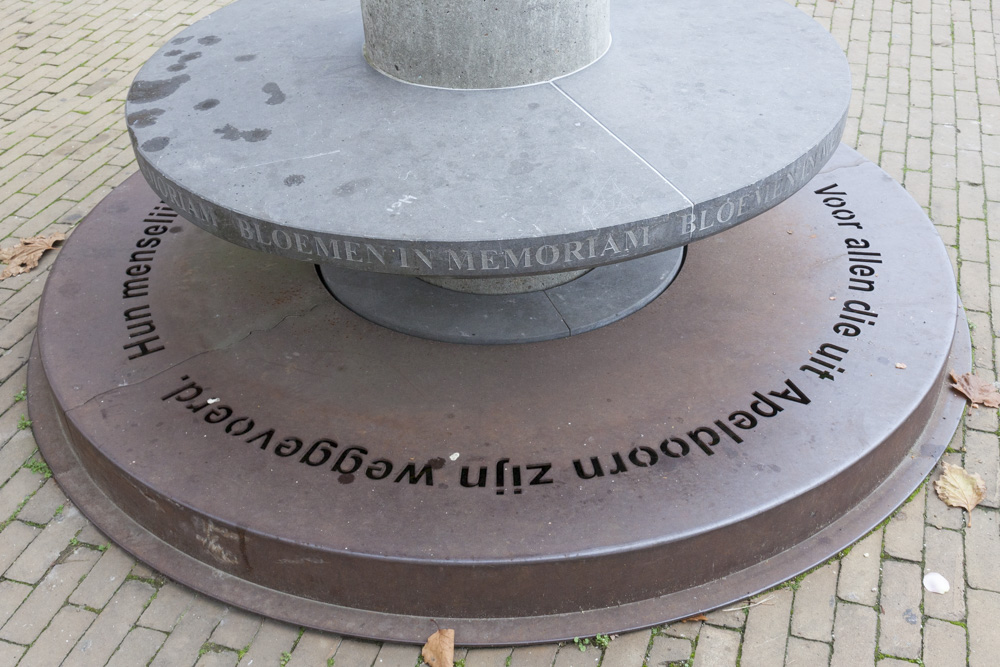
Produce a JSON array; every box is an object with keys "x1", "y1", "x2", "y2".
[
  {"x1": 125, "y1": 0, "x2": 849, "y2": 275},
  {"x1": 31, "y1": 146, "x2": 967, "y2": 644}
]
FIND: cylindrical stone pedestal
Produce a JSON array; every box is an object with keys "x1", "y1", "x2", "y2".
[{"x1": 361, "y1": 0, "x2": 611, "y2": 88}]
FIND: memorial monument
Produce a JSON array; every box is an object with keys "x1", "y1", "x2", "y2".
[{"x1": 29, "y1": 0, "x2": 969, "y2": 645}]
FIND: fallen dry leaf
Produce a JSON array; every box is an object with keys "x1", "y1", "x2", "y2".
[
  {"x1": 680, "y1": 614, "x2": 708, "y2": 622},
  {"x1": 0, "y1": 233, "x2": 66, "y2": 280},
  {"x1": 934, "y1": 462, "x2": 986, "y2": 526},
  {"x1": 950, "y1": 371, "x2": 1000, "y2": 409},
  {"x1": 421, "y1": 628, "x2": 454, "y2": 667}
]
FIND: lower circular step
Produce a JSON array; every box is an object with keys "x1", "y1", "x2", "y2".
[{"x1": 30, "y1": 145, "x2": 968, "y2": 645}]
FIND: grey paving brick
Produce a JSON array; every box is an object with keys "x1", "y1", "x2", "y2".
[
  {"x1": 837, "y1": 529, "x2": 883, "y2": 605},
  {"x1": 552, "y1": 642, "x2": 600, "y2": 667},
  {"x1": 923, "y1": 618, "x2": 967, "y2": 667},
  {"x1": 0, "y1": 580, "x2": 31, "y2": 630},
  {"x1": 209, "y1": 607, "x2": 261, "y2": 652},
  {"x1": 107, "y1": 626, "x2": 168, "y2": 667},
  {"x1": 0, "y1": 521, "x2": 39, "y2": 577},
  {"x1": 968, "y1": 589, "x2": 1000, "y2": 667},
  {"x1": 149, "y1": 596, "x2": 228, "y2": 667},
  {"x1": 740, "y1": 589, "x2": 792, "y2": 667},
  {"x1": 785, "y1": 636, "x2": 830, "y2": 667},
  {"x1": 507, "y1": 644, "x2": 559, "y2": 667},
  {"x1": 702, "y1": 601, "x2": 747, "y2": 629},
  {"x1": 197, "y1": 650, "x2": 240, "y2": 667},
  {"x1": 464, "y1": 646, "x2": 513, "y2": 667},
  {"x1": 0, "y1": 545, "x2": 100, "y2": 644},
  {"x1": 878, "y1": 560, "x2": 923, "y2": 660},
  {"x1": 19, "y1": 604, "x2": 96, "y2": 666},
  {"x1": 137, "y1": 582, "x2": 195, "y2": 632},
  {"x1": 68, "y1": 542, "x2": 134, "y2": 609},
  {"x1": 966, "y1": 508, "x2": 1000, "y2": 591},
  {"x1": 597, "y1": 629, "x2": 648, "y2": 666},
  {"x1": 691, "y1": 625, "x2": 740, "y2": 667},
  {"x1": 16, "y1": 476, "x2": 69, "y2": 524},
  {"x1": 64, "y1": 579, "x2": 157, "y2": 667},
  {"x1": 964, "y1": 430, "x2": 1000, "y2": 507},
  {"x1": 831, "y1": 603, "x2": 877, "y2": 667},
  {"x1": 924, "y1": 526, "x2": 967, "y2": 622},
  {"x1": 884, "y1": 485, "x2": 926, "y2": 561},
  {"x1": 373, "y1": 642, "x2": 423, "y2": 666},
  {"x1": 286, "y1": 629, "x2": 341, "y2": 666},
  {"x1": 0, "y1": 640, "x2": 25, "y2": 665},
  {"x1": 237, "y1": 618, "x2": 299, "y2": 667},
  {"x1": 645, "y1": 633, "x2": 691, "y2": 665},
  {"x1": 4, "y1": 504, "x2": 87, "y2": 584}
]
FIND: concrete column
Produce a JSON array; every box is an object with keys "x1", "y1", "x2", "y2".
[{"x1": 361, "y1": 0, "x2": 611, "y2": 89}]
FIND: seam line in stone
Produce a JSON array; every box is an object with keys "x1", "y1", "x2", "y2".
[{"x1": 549, "y1": 82, "x2": 693, "y2": 209}]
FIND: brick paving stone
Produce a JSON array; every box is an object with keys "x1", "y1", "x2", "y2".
[
  {"x1": 0, "y1": 467, "x2": 46, "y2": 525},
  {"x1": 0, "y1": 521, "x2": 39, "y2": 577},
  {"x1": 884, "y1": 486, "x2": 926, "y2": 561},
  {"x1": 16, "y1": 476, "x2": 69, "y2": 524},
  {"x1": 877, "y1": 559, "x2": 923, "y2": 660},
  {"x1": 0, "y1": 580, "x2": 31, "y2": 629},
  {"x1": 645, "y1": 633, "x2": 691, "y2": 665},
  {"x1": 598, "y1": 629, "x2": 648, "y2": 666},
  {"x1": 75, "y1": 521, "x2": 110, "y2": 547},
  {"x1": 464, "y1": 646, "x2": 514, "y2": 667},
  {"x1": 922, "y1": 618, "x2": 967, "y2": 667},
  {"x1": 68, "y1": 542, "x2": 134, "y2": 609},
  {"x1": 196, "y1": 651, "x2": 240, "y2": 667},
  {"x1": 966, "y1": 508, "x2": 1000, "y2": 591},
  {"x1": 785, "y1": 636, "x2": 830, "y2": 666},
  {"x1": 691, "y1": 625, "x2": 740, "y2": 667},
  {"x1": 63, "y1": 579, "x2": 157, "y2": 667},
  {"x1": 837, "y1": 529, "x2": 883, "y2": 605},
  {"x1": 739, "y1": 589, "x2": 792, "y2": 667},
  {"x1": 924, "y1": 526, "x2": 967, "y2": 623},
  {"x1": 877, "y1": 659, "x2": 918, "y2": 666},
  {"x1": 701, "y1": 601, "x2": 747, "y2": 629},
  {"x1": 138, "y1": 582, "x2": 196, "y2": 632},
  {"x1": 0, "y1": 545, "x2": 100, "y2": 644},
  {"x1": 551, "y1": 643, "x2": 600, "y2": 667},
  {"x1": 791, "y1": 561, "x2": 838, "y2": 642},
  {"x1": 968, "y1": 589, "x2": 1000, "y2": 667},
  {"x1": 286, "y1": 630, "x2": 341, "y2": 666},
  {"x1": 830, "y1": 602, "x2": 877, "y2": 667},
  {"x1": 18, "y1": 604, "x2": 96, "y2": 665},
  {"x1": 209, "y1": 607, "x2": 261, "y2": 652},
  {"x1": 237, "y1": 618, "x2": 299, "y2": 667},
  {"x1": 0, "y1": 640, "x2": 25, "y2": 665},
  {"x1": 926, "y1": 454, "x2": 968, "y2": 530},
  {"x1": 965, "y1": 430, "x2": 1000, "y2": 507},
  {"x1": 107, "y1": 626, "x2": 168, "y2": 667},
  {"x1": 4, "y1": 504, "x2": 88, "y2": 584},
  {"x1": 373, "y1": 642, "x2": 422, "y2": 666},
  {"x1": 149, "y1": 596, "x2": 228, "y2": 667},
  {"x1": 508, "y1": 644, "x2": 559, "y2": 666}
]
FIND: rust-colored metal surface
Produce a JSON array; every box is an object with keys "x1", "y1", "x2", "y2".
[{"x1": 30, "y1": 145, "x2": 969, "y2": 644}]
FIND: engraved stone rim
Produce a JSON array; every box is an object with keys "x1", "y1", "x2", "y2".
[{"x1": 125, "y1": 0, "x2": 851, "y2": 276}]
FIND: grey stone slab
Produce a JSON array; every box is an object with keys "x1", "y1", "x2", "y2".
[
  {"x1": 63, "y1": 580, "x2": 158, "y2": 667},
  {"x1": 837, "y1": 530, "x2": 884, "y2": 606},
  {"x1": 645, "y1": 634, "x2": 692, "y2": 665},
  {"x1": 107, "y1": 627, "x2": 168, "y2": 667},
  {"x1": 883, "y1": 485, "x2": 926, "y2": 561},
  {"x1": 878, "y1": 560, "x2": 922, "y2": 660},
  {"x1": 127, "y1": 0, "x2": 848, "y2": 275},
  {"x1": 321, "y1": 246, "x2": 682, "y2": 343},
  {"x1": 924, "y1": 526, "x2": 966, "y2": 622},
  {"x1": 785, "y1": 637, "x2": 830, "y2": 667},
  {"x1": 18, "y1": 605, "x2": 95, "y2": 666},
  {"x1": 372, "y1": 642, "x2": 422, "y2": 666},
  {"x1": 740, "y1": 589, "x2": 792, "y2": 667},
  {"x1": 692, "y1": 625, "x2": 740, "y2": 667},
  {"x1": 509, "y1": 644, "x2": 559, "y2": 666},
  {"x1": 68, "y1": 543, "x2": 135, "y2": 609},
  {"x1": 209, "y1": 607, "x2": 261, "y2": 652},
  {"x1": 831, "y1": 603, "x2": 877, "y2": 667},
  {"x1": 237, "y1": 619, "x2": 299, "y2": 667},
  {"x1": 968, "y1": 589, "x2": 1000, "y2": 667}
]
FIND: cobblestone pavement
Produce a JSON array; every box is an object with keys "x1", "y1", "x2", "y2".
[{"x1": 1, "y1": 0, "x2": 997, "y2": 664}]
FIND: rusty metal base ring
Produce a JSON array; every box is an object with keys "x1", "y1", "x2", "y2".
[{"x1": 30, "y1": 145, "x2": 968, "y2": 645}]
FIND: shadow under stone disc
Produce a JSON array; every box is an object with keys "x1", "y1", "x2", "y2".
[{"x1": 30, "y1": 145, "x2": 969, "y2": 645}]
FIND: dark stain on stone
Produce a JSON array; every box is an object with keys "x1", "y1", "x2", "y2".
[
  {"x1": 194, "y1": 98, "x2": 219, "y2": 111},
  {"x1": 262, "y1": 82, "x2": 285, "y2": 105},
  {"x1": 334, "y1": 177, "x2": 373, "y2": 196},
  {"x1": 198, "y1": 35, "x2": 221, "y2": 45},
  {"x1": 165, "y1": 49, "x2": 183, "y2": 56},
  {"x1": 429, "y1": 457, "x2": 446, "y2": 470},
  {"x1": 169, "y1": 226, "x2": 183, "y2": 233},
  {"x1": 167, "y1": 63, "x2": 186, "y2": 72},
  {"x1": 337, "y1": 473, "x2": 355, "y2": 484},
  {"x1": 528, "y1": 102, "x2": 540, "y2": 110},
  {"x1": 128, "y1": 74, "x2": 191, "y2": 103},
  {"x1": 284, "y1": 174, "x2": 305, "y2": 186},
  {"x1": 234, "y1": 54, "x2": 256, "y2": 62},
  {"x1": 171, "y1": 36, "x2": 193, "y2": 45},
  {"x1": 142, "y1": 136, "x2": 170, "y2": 152},
  {"x1": 180, "y1": 52, "x2": 202, "y2": 62},
  {"x1": 127, "y1": 108, "x2": 165, "y2": 128},
  {"x1": 213, "y1": 124, "x2": 271, "y2": 142}
]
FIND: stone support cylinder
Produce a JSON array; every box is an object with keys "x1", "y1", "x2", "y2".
[{"x1": 361, "y1": 0, "x2": 611, "y2": 89}]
